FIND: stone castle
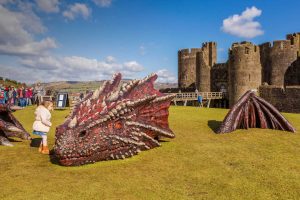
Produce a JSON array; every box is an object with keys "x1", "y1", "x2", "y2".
[{"x1": 178, "y1": 32, "x2": 300, "y2": 112}]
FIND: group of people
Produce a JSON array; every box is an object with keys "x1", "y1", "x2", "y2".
[
  {"x1": 0, "y1": 83, "x2": 52, "y2": 154},
  {"x1": 0, "y1": 83, "x2": 46, "y2": 107},
  {"x1": 0, "y1": 86, "x2": 34, "y2": 107}
]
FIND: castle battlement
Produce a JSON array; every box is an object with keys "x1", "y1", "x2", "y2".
[
  {"x1": 286, "y1": 32, "x2": 300, "y2": 46},
  {"x1": 271, "y1": 40, "x2": 297, "y2": 50},
  {"x1": 229, "y1": 42, "x2": 259, "y2": 55},
  {"x1": 202, "y1": 42, "x2": 216, "y2": 49},
  {"x1": 178, "y1": 48, "x2": 202, "y2": 55}
]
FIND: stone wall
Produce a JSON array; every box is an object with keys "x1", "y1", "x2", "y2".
[
  {"x1": 259, "y1": 85, "x2": 300, "y2": 113},
  {"x1": 259, "y1": 42, "x2": 272, "y2": 84},
  {"x1": 228, "y1": 42, "x2": 262, "y2": 107},
  {"x1": 196, "y1": 42, "x2": 217, "y2": 92},
  {"x1": 178, "y1": 48, "x2": 202, "y2": 88},
  {"x1": 178, "y1": 42, "x2": 216, "y2": 90},
  {"x1": 269, "y1": 40, "x2": 299, "y2": 86},
  {"x1": 211, "y1": 63, "x2": 228, "y2": 92},
  {"x1": 284, "y1": 57, "x2": 300, "y2": 86}
]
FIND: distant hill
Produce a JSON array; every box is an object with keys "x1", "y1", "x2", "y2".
[
  {"x1": 44, "y1": 80, "x2": 177, "y2": 93},
  {"x1": 0, "y1": 77, "x2": 26, "y2": 88}
]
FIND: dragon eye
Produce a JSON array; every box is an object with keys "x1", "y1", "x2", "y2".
[
  {"x1": 114, "y1": 121, "x2": 122, "y2": 129},
  {"x1": 79, "y1": 130, "x2": 87, "y2": 137}
]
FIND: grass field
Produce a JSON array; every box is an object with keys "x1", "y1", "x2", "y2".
[{"x1": 1, "y1": 106, "x2": 300, "y2": 200}]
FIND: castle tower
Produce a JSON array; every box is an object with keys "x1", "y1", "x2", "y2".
[
  {"x1": 178, "y1": 48, "x2": 202, "y2": 88},
  {"x1": 196, "y1": 42, "x2": 217, "y2": 92},
  {"x1": 228, "y1": 42, "x2": 262, "y2": 107},
  {"x1": 269, "y1": 39, "x2": 299, "y2": 86}
]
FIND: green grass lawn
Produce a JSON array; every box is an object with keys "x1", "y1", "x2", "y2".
[{"x1": 1, "y1": 106, "x2": 300, "y2": 200}]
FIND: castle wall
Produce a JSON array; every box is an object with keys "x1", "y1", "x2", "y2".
[
  {"x1": 177, "y1": 32, "x2": 300, "y2": 109},
  {"x1": 228, "y1": 42, "x2": 262, "y2": 107},
  {"x1": 259, "y1": 85, "x2": 300, "y2": 113},
  {"x1": 284, "y1": 57, "x2": 300, "y2": 86},
  {"x1": 269, "y1": 40, "x2": 298, "y2": 86},
  {"x1": 259, "y1": 42, "x2": 272, "y2": 84},
  {"x1": 178, "y1": 48, "x2": 201, "y2": 88},
  {"x1": 196, "y1": 42, "x2": 217, "y2": 92},
  {"x1": 210, "y1": 63, "x2": 228, "y2": 93}
]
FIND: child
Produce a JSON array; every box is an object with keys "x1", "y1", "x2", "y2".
[{"x1": 32, "y1": 101, "x2": 53, "y2": 154}]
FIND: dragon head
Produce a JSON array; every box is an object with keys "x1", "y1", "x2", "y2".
[
  {"x1": 54, "y1": 73, "x2": 175, "y2": 166},
  {"x1": 0, "y1": 105, "x2": 31, "y2": 146}
]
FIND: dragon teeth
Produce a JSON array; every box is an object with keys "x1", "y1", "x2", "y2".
[
  {"x1": 111, "y1": 109, "x2": 117, "y2": 115},
  {"x1": 109, "y1": 112, "x2": 114, "y2": 117},
  {"x1": 86, "y1": 99, "x2": 91, "y2": 107}
]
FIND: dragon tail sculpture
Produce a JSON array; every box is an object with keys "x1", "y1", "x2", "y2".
[
  {"x1": 217, "y1": 90, "x2": 296, "y2": 134},
  {"x1": 54, "y1": 73, "x2": 175, "y2": 166},
  {"x1": 0, "y1": 104, "x2": 31, "y2": 146}
]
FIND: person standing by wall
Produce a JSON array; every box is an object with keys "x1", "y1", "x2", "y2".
[
  {"x1": 0, "y1": 87, "x2": 5, "y2": 104},
  {"x1": 32, "y1": 101, "x2": 53, "y2": 154},
  {"x1": 18, "y1": 86, "x2": 26, "y2": 107},
  {"x1": 8, "y1": 86, "x2": 14, "y2": 105},
  {"x1": 34, "y1": 82, "x2": 45, "y2": 105},
  {"x1": 79, "y1": 92, "x2": 84, "y2": 101},
  {"x1": 25, "y1": 88, "x2": 30, "y2": 106},
  {"x1": 27, "y1": 87, "x2": 33, "y2": 106},
  {"x1": 4, "y1": 86, "x2": 8, "y2": 104}
]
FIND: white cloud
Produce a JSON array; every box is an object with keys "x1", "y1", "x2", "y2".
[
  {"x1": 156, "y1": 69, "x2": 176, "y2": 83},
  {"x1": 0, "y1": 37, "x2": 57, "y2": 56},
  {"x1": 105, "y1": 56, "x2": 117, "y2": 63},
  {"x1": 221, "y1": 6, "x2": 264, "y2": 38},
  {"x1": 11, "y1": 55, "x2": 145, "y2": 82},
  {"x1": 20, "y1": 55, "x2": 62, "y2": 70},
  {"x1": 0, "y1": 4, "x2": 57, "y2": 56},
  {"x1": 63, "y1": 3, "x2": 91, "y2": 20},
  {"x1": 92, "y1": 0, "x2": 112, "y2": 7},
  {"x1": 0, "y1": 64, "x2": 43, "y2": 83},
  {"x1": 35, "y1": 0, "x2": 60, "y2": 13},
  {"x1": 123, "y1": 61, "x2": 144, "y2": 72}
]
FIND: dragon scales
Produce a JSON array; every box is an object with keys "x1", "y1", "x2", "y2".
[
  {"x1": 217, "y1": 90, "x2": 296, "y2": 134},
  {"x1": 0, "y1": 104, "x2": 31, "y2": 146},
  {"x1": 54, "y1": 73, "x2": 175, "y2": 166}
]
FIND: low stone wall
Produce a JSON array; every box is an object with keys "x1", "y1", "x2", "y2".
[{"x1": 259, "y1": 85, "x2": 300, "y2": 113}]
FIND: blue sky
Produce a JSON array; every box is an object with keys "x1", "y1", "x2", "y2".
[{"x1": 0, "y1": 0, "x2": 299, "y2": 83}]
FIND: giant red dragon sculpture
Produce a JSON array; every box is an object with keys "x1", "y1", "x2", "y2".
[
  {"x1": 0, "y1": 104, "x2": 31, "y2": 146},
  {"x1": 54, "y1": 73, "x2": 175, "y2": 166},
  {"x1": 217, "y1": 90, "x2": 296, "y2": 134}
]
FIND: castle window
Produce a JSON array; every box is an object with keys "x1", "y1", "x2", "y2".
[
  {"x1": 249, "y1": 74, "x2": 251, "y2": 81},
  {"x1": 245, "y1": 47, "x2": 250, "y2": 54}
]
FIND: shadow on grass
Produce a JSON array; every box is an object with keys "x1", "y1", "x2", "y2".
[
  {"x1": 30, "y1": 138, "x2": 42, "y2": 147},
  {"x1": 158, "y1": 139, "x2": 170, "y2": 143},
  {"x1": 8, "y1": 138, "x2": 22, "y2": 143},
  {"x1": 49, "y1": 153, "x2": 60, "y2": 165},
  {"x1": 208, "y1": 120, "x2": 222, "y2": 133}
]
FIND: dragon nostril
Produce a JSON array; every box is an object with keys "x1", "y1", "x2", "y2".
[{"x1": 79, "y1": 130, "x2": 87, "y2": 137}]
